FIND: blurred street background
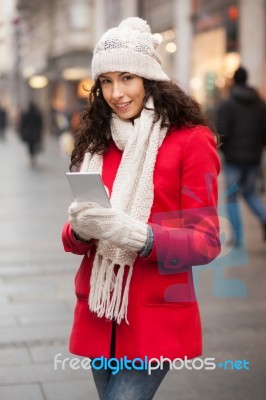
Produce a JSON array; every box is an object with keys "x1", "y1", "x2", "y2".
[
  {"x1": 0, "y1": 0, "x2": 266, "y2": 399},
  {"x1": 1, "y1": 0, "x2": 266, "y2": 130}
]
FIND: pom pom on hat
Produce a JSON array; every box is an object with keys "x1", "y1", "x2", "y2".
[
  {"x1": 91, "y1": 17, "x2": 170, "y2": 82},
  {"x1": 119, "y1": 17, "x2": 151, "y2": 33}
]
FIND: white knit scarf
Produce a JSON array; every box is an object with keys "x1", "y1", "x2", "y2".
[{"x1": 80, "y1": 97, "x2": 167, "y2": 324}]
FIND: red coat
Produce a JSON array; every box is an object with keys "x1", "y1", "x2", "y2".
[{"x1": 62, "y1": 125, "x2": 221, "y2": 360}]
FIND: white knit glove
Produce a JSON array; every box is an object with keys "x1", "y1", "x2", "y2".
[{"x1": 68, "y1": 201, "x2": 148, "y2": 252}]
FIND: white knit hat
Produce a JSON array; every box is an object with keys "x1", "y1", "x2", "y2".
[{"x1": 91, "y1": 17, "x2": 170, "y2": 82}]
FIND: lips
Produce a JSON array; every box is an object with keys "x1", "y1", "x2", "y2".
[{"x1": 114, "y1": 101, "x2": 131, "y2": 109}]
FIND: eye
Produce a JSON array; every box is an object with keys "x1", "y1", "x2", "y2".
[
  {"x1": 122, "y1": 74, "x2": 134, "y2": 81},
  {"x1": 99, "y1": 78, "x2": 111, "y2": 85}
]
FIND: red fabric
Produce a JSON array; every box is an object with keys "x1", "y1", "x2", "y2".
[{"x1": 62, "y1": 125, "x2": 221, "y2": 360}]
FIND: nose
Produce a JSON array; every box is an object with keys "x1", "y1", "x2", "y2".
[{"x1": 111, "y1": 82, "x2": 124, "y2": 100}]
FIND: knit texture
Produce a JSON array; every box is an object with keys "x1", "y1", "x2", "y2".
[
  {"x1": 80, "y1": 97, "x2": 168, "y2": 324},
  {"x1": 91, "y1": 17, "x2": 170, "y2": 82},
  {"x1": 69, "y1": 204, "x2": 148, "y2": 252}
]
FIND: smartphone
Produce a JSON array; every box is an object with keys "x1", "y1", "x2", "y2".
[{"x1": 66, "y1": 172, "x2": 111, "y2": 207}]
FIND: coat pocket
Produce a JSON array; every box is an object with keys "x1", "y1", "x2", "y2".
[{"x1": 139, "y1": 262, "x2": 196, "y2": 307}]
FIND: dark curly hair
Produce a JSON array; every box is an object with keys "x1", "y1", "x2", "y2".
[{"x1": 70, "y1": 79, "x2": 218, "y2": 170}]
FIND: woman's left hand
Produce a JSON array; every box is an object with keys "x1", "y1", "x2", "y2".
[{"x1": 68, "y1": 201, "x2": 148, "y2": 252}]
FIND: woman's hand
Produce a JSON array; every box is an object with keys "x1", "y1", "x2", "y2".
[{"x1": 68, "y1": 201, "x2": 148, "y2": 252}]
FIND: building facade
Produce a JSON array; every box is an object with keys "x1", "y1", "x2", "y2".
[{"x1": 0, "y1": 0, "x2": 16, "y2": 110}]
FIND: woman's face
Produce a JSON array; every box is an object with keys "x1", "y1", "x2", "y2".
[{"x1": 99, "y1": 72, "x2": 146, "y2": 120}]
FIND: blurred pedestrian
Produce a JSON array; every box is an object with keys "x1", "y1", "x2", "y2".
[
  {"x1": 0, "y1": 105, "x2": 7, "y2": 140},
  {"x1": 19, "y1": 101, "x2": 43, "y2": 166},
  {"x1": 215, "y1": 66, "x2": 266, "y2": 245},
  {"x1": 62, "y1": 17, "x2": 221, "y2": 399}
]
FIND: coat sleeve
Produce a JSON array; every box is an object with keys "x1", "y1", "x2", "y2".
[
  {"x1": 144, "y1": 126, "x2": 221, "y2": 271},
  {"x1": 62, "y1": 221, "x2": 95, "y2": 255},
  {"x1": 215, "y1": 100, "x2": 234, "y2": 153},
  {"x1": 261, "y1": 101, "x2": 266, "y2": 146}
]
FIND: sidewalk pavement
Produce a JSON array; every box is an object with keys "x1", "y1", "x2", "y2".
[{"x1": 0, "y1": 130, "x2": 266, "y2": 400}]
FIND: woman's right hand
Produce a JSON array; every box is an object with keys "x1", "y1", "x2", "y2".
[{"x1": 68, "y1": 201, "x2": 96, "y2": 242}]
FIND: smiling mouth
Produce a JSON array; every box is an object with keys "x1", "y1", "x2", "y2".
[{"x1": 114, "y1": 101, "x2": 131, "y2": 109}]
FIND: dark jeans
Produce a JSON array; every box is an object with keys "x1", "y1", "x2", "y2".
[
  {"x1": 224, "y1": 162, "x2": 266, "y2": 245},
  {"x1": 27, "y1": 141, "x2": 41, "y2": 158},
  {"x1": 91, "y1": 363, "x2": 169, "y2": 400},
  {"x1": 0, "y1": 128, "x2": 6, "y2": 139}
]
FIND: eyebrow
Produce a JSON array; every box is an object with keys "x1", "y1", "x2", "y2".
[{"x1": 99, "y1": 72, "x2": 129, "y2": 79}]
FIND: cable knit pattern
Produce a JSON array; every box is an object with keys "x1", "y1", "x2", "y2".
[
  {"x1": 69, "y1": 205, "x2": 148, "y2": 252},
  {"x1": 80, "y1": 97, "x2": 168, "y2": 324}
]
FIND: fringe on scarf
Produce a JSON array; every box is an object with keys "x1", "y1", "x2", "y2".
[{"x1": 88, "y1": 253, "x2": 133, "y2": 324}]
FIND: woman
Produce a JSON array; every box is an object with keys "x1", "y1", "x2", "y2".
[{"x1": 62, "y1": 17, "x2": 221, "y2": 400}]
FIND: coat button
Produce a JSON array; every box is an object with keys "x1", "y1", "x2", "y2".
[{"x1": 171, "y1": 259, "x2": 179, "y2": 266}]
